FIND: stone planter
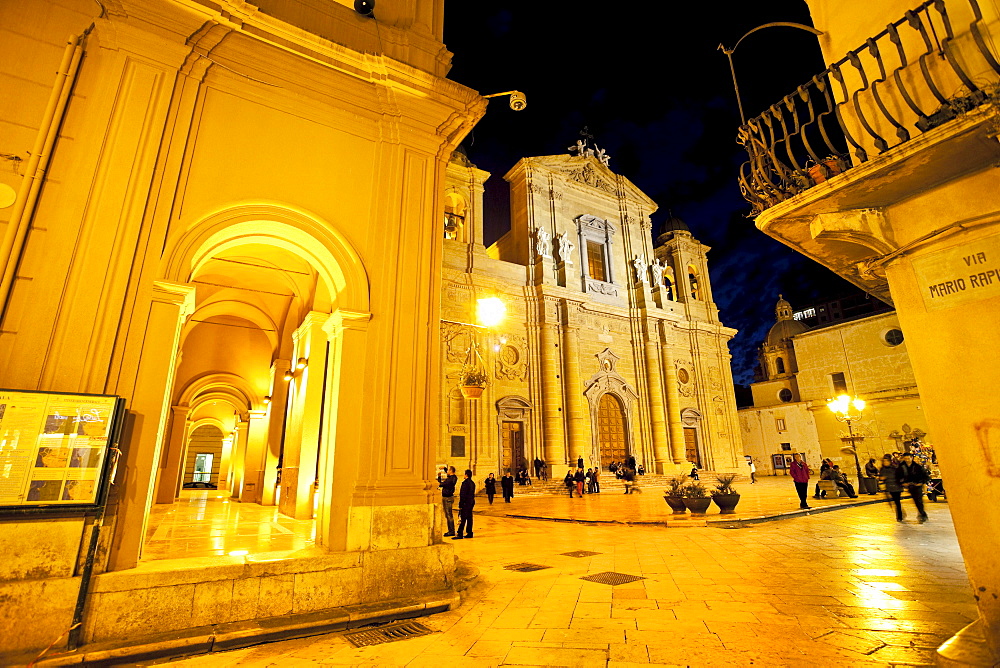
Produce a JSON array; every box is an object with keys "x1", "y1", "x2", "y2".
[
  {"x1": 712, "y1": 493, "x2": 741, "y2": 514},
  {"x1": 664, "y1": 496, "x2": 687, "y2": 515},
  {"x1": 682, "y1": 497, "x2": 712, "y2": 515}
]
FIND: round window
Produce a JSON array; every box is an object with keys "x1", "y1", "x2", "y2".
[
  {"x1": 677, "y1": 368, "x2": 690, "y2": 384},
  {"x1": 778, "y1": 388, "x2": 793, "y2": 403},
  {"x1": 884, "y1": 329, "x2": 904, "y2": 346}
]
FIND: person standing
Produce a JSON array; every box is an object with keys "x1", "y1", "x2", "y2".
[
  {"x1": 879, "y1": 455, "x2": 904, "y2": 521},
  {"x1": 789, "y1": 453, "x2": 811, "y2": 510},
  {"x1": 453, "y1": 470, "x2": 475, "y2": 539},
  {"x1": 574, "y1": 467, "x2": 585, "y2": 498},
  {"x1": 564, "y1": 470, "x2": 575, "y2": 497},
  {"x1": 585, "y1": 468, "x2": 595, "y2": 494},
  {"x1": 484, "y1": 473, "x2": 497, "y2": 505},
  {"x1": 898, "y1": 453, "x2": 930, "y2": 522},
  {"x1": 748, "y1": 459, "x2": 757, "y2": 484},
  {"x1": 593, "y1": 466, "x2": 601, "y2": 493},
  {"x1": 439, "y1": 465, "x2": 458, "y2": 536},
  {"x1": 539, "y1": 460, "x2": 547, "y2": 481},
  {"x1": 533, "y1": 457, "x2": 542, "y2": 479},
  {"x1": 577, "y1": 456, "x2": 584, "y2": 470},
  {"x1": 501, "y1": 470, "x2": 515, "y2": 503}
]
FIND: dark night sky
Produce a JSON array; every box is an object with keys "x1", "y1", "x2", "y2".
[{"x1": 443, "y1": 2, "x2": 882, "y2": 386}]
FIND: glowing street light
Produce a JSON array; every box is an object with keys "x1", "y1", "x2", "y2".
[
  {"x1": 828, "y1": 394, "x2": 867, "y2": 489},
  {"x1": 476, "y1": 297, "x2": 506, "y2": 328}
]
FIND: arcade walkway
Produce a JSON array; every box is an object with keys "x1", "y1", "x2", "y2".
[
  {"x1": 170, "y1": 500, "x2": 974, "y2": 667},
  {"x1": 143, "y1": 490, "x2": 315, "y2": 561}
]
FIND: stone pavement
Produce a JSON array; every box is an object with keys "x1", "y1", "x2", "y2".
[
  {"x1": 164, "y1": 499, "x2": 976, "y2": 667},
  {"x1": 477, "y1": 475, "x2": 899, "y2": 525}
]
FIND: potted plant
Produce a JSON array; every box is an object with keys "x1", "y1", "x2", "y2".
[
  {"x1": 711, "y1": 473, "x2": 741, "y2": 514},
  {"x1": 663, "y1": 475, "x2": 688, "y2": 514},
  {"x1": 681, "y1": 481, "x2": 711, "y2": 515},
  {"x1": 459, "y1": 370, "x2": 489, "y2": 399},
  {"x1": 807, "y1": 155, "x2": 845, "y2": 184}
]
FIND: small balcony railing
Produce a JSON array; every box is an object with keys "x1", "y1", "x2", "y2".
[{"x1": 738, "y1": 0, "x2": 1000, "y2": 216}]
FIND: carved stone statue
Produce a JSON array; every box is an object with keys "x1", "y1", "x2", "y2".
[
  {"x1": 568, "y1": 140, "x2": 586, "y2": 156},
  {"x1": 632, "y1": 255, "x2": 647, "y2": 285},
  {"x1": 594, "y1": 146, "x2": 611, "y2": 167},
  {"x1": 535, "y1": 226, "x2": 552, "y2": 258},
  {"x1": 650, "y1": 258, "x2": 664, "y2": 286},
  {"x1": 556, "y1": 232, "x2": 574, "y2": 266}
]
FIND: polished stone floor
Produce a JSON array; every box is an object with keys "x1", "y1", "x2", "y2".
[
  {"x1": 143, "y1": 490, "x2": 315, "y2": 561},
  {"x1": 167, "y1": 499, "x2": 975, "y2": 667}
]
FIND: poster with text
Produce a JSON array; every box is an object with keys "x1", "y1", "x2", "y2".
[{"x1": 0, "y1": 390, "x2": 120, "y2": 507}]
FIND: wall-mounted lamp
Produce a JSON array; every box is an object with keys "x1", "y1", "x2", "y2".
[
  {"x1": 283, "y1": 370, "x2": 294, "y2": 382},
  {"x1": 263, "y1": 396, "x2": 271, "y2": 405},
  {"x1": 296, "y1": 357, "x2": 308, "y2": 370}
]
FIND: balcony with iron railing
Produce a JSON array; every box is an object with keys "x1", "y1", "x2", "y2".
[{"x1": 737, "y1": 0, "x2": 1000, "y2": 217}]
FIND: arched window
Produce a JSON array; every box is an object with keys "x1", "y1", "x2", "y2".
[
  {"x1": 776, "y1": 357, "x2": 785, "y2": 374},
  {"x1": 663, "y1": 265, "x2": 676, "y2": 301},
  {"x1": 688, "y1": 265, "x2": 701, "y2": 300},
  {"x1": 444, "y1": 193, "x2": 467, "y2": 241}
]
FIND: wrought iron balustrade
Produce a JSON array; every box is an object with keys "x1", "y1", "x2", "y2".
[{"x1": 737, "y1": 0, "x2": 1000, "y2": 215}]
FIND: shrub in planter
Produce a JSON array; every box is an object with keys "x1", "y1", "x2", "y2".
[
  {"x1": 682, "y1": 481, "x2": 711, "y2": 514},
  {"x1": 459, "y1": 370, "x2": 489, "y2": 399},
  {"x1": 663, "y1": 475, "x2": 688, "y2": 514},
  {"x1": 711, "y1": 473, "x2": 741, "y2": 514}
]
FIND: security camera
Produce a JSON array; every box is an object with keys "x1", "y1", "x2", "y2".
[{"x1": 508, "y1": 91, "x2": 527, "y2": 111}]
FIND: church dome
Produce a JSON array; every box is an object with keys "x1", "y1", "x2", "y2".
[
  {"x1": 765, "y1": 294, "x2": 807, "y2": 346},
  {"x1": 655, "y1": 212, "x2": 690, "y2": 244}
]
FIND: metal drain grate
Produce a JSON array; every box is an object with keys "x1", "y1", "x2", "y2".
[
  {"x1": 561, "y1": 550, "x2": 602, "y2": 558},
  {"x1": 580, "y1": 571, "x2": 646, "y2": 586},
  {"x1": 343, "y1": 621, "x2": 434, "y2": 647},
  {"x1": 504, "y1": 562, "x2": 552, "y2": 572}
]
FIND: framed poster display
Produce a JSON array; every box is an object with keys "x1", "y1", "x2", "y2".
[
  {"x1": 0, "y1": 389, "x2": 125, "y2": 510},
  {"x1": 771, "y1": 453, "x2": 787, "y2": 470}
]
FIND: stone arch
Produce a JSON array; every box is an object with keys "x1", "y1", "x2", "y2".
[
  {"x1": 161, "y1": 202, "x2": 370, "y2": 312},
  {"x1": 178, "y1": 372, "x2": 263, "y2": 412},
  {"x1": 180, "y1": 300, "x2": 280, "y2": 353}
]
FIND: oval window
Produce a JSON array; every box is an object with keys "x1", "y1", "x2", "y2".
[
  {"x1": 884, "y1": 329, "x2": 904, "y2": 346},
  {"x1": 678, "y1": 368, "x2": 690, "y2": 384},
  {"x1": 778, "y1": 388, "x2": 793, "y2": 403}
]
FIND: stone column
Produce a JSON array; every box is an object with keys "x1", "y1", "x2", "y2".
[
  {"x1": 229, "y1": 418, "x2": 249, "y2": 500},
  {"x1": 539, "y1": 322, "x2": 566, "y2": 469},
  {"x1": 106, "y1": 281, "x2": 194, "y2": 571},
  {"x1": 260, "y1": 359, "x2": 290, "y2": 507},
  {"x1": 562, "y1": 309, "x2": 587, "y2": 467},
  {"x1": 154, "y1": 405, "x2": 189, "y2": 504},
  {"x1": 279, "y1": 311, "x2": 329, "y2": 520},
  {"x1": 240, "y1": 410, "x2": 268, "y2": 504},
  {"x1": 662, "y1": 347, "x2": 686, "y2": 465},
  {"x1": 644, "y1": 337, "x2": 671, "y2": 473}
]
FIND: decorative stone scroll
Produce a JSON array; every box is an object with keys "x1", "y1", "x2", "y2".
[
  {"x1": 495, "y1": 339, "x2": 528, "y2": 381},
  {"x1": 569, "y1": 163, "x2": 615, "y2": 194}
]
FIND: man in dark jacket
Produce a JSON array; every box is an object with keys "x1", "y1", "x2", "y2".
[
  {"x1": 574, "y1": 467, "x2": 585, "y2": 498},
  {"x1": 439, "y1": 466, "x2": 457, "y2": 536},
  {"x1": 898, "y1": 453, "x2": 930, "y2": 522},
  {"x1": 501, "y1": 471, "x2": 515, "y2": 503},
  {"x1": 453, "y1": 469, "x2": 475, "y2": 539}
]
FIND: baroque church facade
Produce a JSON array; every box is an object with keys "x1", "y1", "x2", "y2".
[{"x1": 439, "y1": 149, "x2": 742, "y2": 478}]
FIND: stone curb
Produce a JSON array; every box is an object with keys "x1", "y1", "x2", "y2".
[
  {"x1": 477, "y1": 494, "x2": 900, "y2": 528},
  {"x1": 26, "y1": 591, "x2": 460, "y2": 667}
]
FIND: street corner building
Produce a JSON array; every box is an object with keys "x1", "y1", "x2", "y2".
[
  {"x1": 0, "y1": 0, "x2": 485, "y2": 659},
  {"x1": 736, "y1": 0, "x2": 1000, "y2": 659},
  {"x1": 439, "y1": 150, "x2": 743, "y2": 481}
]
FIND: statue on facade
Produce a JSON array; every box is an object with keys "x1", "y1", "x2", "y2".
[
  {"x1": 594, "y1": 146, "x2": 611, "y2": 167},
  {"x1": 535, "y1": 226, "x2": 552, "y2": 258},
  {"x1": 633, "y1": 255, "x2": 647, "y2": 285},
  {"x1": 650, "y1": 258, "x2": 664, "y2": 286},
  {"x1": 556, "y1": 232, "x2": 574, "y2": 266}
]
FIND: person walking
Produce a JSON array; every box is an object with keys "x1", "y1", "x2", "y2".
[
  {"x1": 623, "y1": 466, "x2": 635, "y2": 494},
  {"x1": 789, "y1": 453, "x2": 811, "y2": 510},
  {"x1": 453, "y1": 469, "x2": 475, "y2": 539},
  {"x1": 898, "y1": 453, "x2": 930, "y2": 522},
  {"x1": 539, "y1": 460, "x2": 547, "y2": 481},
  {"x1": 574, "y1": 467, "x2": 585, "y2": 498},
  {"x1": 501, "y1": 470, "x2": 515, "y2": 503},
  {"x1": 439, "y1": 465, "x2": 458, "y2": 536},
  {"x1": 879, "y1": 455, "x2": 904, "y2": 521},
  {"x1": 484, "y1": 473, "x2": 497, "y2": 505},
  {"x1": 563, "y1": 470, "x2": 575, "y2": 497},
  {"x1": 748, "y1": 459, "x2": 757, "y2": 484}
]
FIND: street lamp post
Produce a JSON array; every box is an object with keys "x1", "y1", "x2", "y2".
[{"x1": 827, "y1": 394, "x2": 866, "y2": 490}]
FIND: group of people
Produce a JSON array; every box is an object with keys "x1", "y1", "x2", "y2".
[
  {"x1": 436, "y1": 466, "x2": 476, "y2": 540},
  {"x1": 608, "y1": 459, "x2": 644, "y2": 478},
  {"x1": 788, "y1": 451, "x2": 932, "y2": 522},
  {"x1": 563, "y1": 466, "x2": 603, "y2": 497}
]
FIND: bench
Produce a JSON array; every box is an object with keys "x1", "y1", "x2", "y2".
[{"x1": 816, "y1": 480, "x2": 843, "y2": 498}]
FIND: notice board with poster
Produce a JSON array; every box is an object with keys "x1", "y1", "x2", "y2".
[{"x1": 0, "y1": 389, "x2": 125, "y2": 509}]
